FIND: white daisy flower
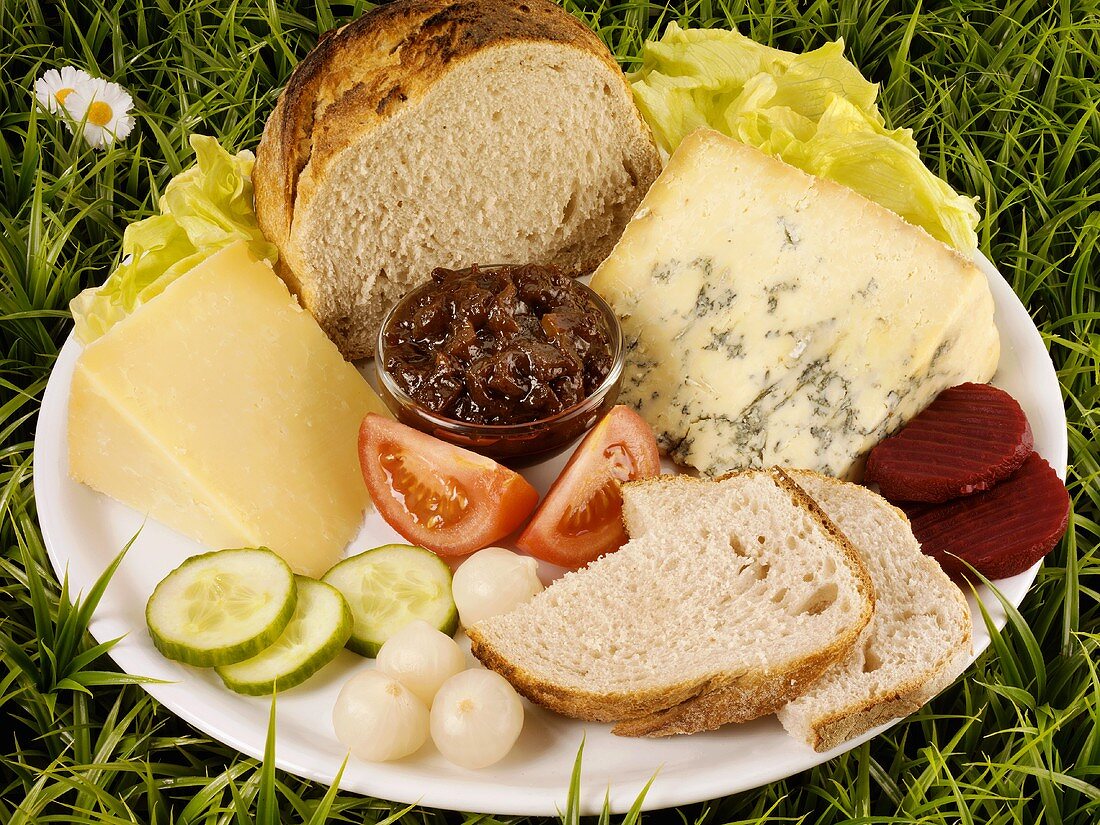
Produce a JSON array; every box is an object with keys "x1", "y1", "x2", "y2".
[
  {"x1": 33, "y1": 66, "x2": 93, "y2": 115},
  {"x1": 66, "y1": 78, "x2": 136, "y2": 148}
]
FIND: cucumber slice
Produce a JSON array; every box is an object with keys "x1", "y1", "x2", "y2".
[
  {"x1": 215, "y1": 577, "x2": 352, "y2": 695},
  {"x1": 146, "y1": 548, "x2": 296, "y2": 667},
  {"x1": 322, "y1": 544, "x2": 458, "y2": 657}
]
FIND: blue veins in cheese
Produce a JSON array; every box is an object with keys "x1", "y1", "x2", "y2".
[{"x1": 589, "y1": 128, "x2": 1000, "y2": 479}]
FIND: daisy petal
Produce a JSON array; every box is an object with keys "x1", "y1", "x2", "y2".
[
  {"x1": 66, "y1": 78, "x2": 136, "y2": 148},
  {"x1": 33, "y1": 65, "x2": 94, "y2": 115}
]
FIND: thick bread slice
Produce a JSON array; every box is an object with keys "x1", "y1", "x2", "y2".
[
  {"x1": 777, "y1": 471, "x2": 972, "y2": 752},
  {"x1": 254, "y1": 0, "x2": 661, "y2": 359},
  {"x1": 467, "y1": 470, "x2": 875, "y2": 736}
]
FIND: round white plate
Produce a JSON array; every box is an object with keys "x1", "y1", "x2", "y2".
[{"x1": 34, "y1": 253, "x2": 1066, "y2": 816}]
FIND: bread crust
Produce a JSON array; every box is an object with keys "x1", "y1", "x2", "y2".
[
  {"x1": 783, "y1": 470, "x2": 972, "y2": 752},
  {"x1": 468, "y1": 468, "x2": 876, "y2": 737},
  {"x1": 610, "y1": 647, "x2": 838, "y2": 737},
  {"x1": 466, "y1": 626, "x2": 712, "y2": 723},
  {"x1": 253, "y1": 0, "x2": 657, "y2": 354}
]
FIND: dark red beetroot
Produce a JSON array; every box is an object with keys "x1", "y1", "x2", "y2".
[
  {"x1": 902, "y1": 452, "x2": 1069, "y2": 580},
  {"x1": 866, "y1": 383, "x2": 1033, "y2": 503}
]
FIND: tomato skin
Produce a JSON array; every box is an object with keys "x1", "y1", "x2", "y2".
[
  {"x1": 516, "y1": 406, "x2": 660, "y2": 568},
  {"x1": 358, "y1": 415, "x2": 539, "y2": 557}
]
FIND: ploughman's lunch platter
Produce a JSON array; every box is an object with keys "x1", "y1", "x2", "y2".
[{"x1": 35, "y1": 0, "x2": 1069, "y2": 816}]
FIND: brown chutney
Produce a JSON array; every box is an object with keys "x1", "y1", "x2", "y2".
[{"x1": 382, "y1": 264, "x2": 614, "y2": 425}]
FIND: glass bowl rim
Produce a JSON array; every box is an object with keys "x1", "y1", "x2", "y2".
[{"x1": 374, "y1": 268, "x2": 625, "y2": 436}]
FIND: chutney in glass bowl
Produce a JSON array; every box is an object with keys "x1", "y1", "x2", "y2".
[{"x1": 375, "y1": 264, "x2": 623, "y2": 464}]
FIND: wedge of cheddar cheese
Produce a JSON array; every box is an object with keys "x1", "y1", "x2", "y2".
[
  {"x1": 590, "y1": 128, "x2": 999, "y2": 479},
  {"x1": 68, "y1": 241, "x2": 389, "y2": 576}
]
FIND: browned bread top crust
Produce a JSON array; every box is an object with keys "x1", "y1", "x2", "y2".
[{"x1": 253, "y1": 0, "x2": 628, "y2": 298}]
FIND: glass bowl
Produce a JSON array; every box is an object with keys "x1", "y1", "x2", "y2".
[{"x1": 375, "y1": 274, "x2": 624, "y2": 466}]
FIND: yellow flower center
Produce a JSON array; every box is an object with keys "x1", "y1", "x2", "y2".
[
  {"x1": 54, "y1": 87, "x2": 74, "y2": 105},
  {"x1": 87, "y1": 100, "x2": 113, "y2": 127}
]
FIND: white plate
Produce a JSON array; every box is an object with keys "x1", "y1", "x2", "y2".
[{"x1": 34, "y1": 253, "x2": 1066, "y2": 816}]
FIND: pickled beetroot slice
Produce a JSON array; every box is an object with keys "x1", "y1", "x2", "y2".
[
  {"x1": 866, "y1": 383, "x2": 1033, "y2": 503},
  {"x1": 902, "y1": 453, "x2": 1069, "y2": 580}
]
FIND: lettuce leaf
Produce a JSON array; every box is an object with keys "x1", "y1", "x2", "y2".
[
  {"x1": 629, "y1": 23, "x2": 979, "y2": 251},
  {"x1": 71, "y1": 135, "x2": 278, "y2": 343}
]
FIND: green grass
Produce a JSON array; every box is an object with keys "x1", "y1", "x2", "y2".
[{"x1": 1, "y1": 0, "x2": 1098, "y2": 822}]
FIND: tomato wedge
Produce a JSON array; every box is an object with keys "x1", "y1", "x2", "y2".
[
  {"x1": 516, "y1": 405, "x2": 660, "y2": 568},
  {"x1": 358, "y1": 414, "x2": 539, "y2": 557}
]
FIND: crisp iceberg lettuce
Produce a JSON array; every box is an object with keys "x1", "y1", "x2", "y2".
[
  {"x1": 629, "y1": 23, "x2": 979, "y2": 251},
  {"x1": 71, "y1": 135, "x2": 277, "y2": 343}
]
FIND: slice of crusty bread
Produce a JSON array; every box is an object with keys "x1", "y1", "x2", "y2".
[
  {"x1": 777, "y1": 471, "x2": 972, "y2": 752},
  {"x1": 253, "y1": 0, "x2": 661, "y2": 359},
  {"x1": 467, "y1": 469, "x2": 875, "y2": 736}
]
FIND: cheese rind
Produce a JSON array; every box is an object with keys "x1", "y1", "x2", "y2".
[
  {"x1": 590, "y1": 129, "x2": 999, "y2": 479},
  {"x1": 68, "y1": 241, "x2": 389, "y2": 576}
]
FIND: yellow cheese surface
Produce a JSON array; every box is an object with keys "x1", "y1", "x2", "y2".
[{"x1": 68, "y1": 241, "x2": 389, "y2": 576}]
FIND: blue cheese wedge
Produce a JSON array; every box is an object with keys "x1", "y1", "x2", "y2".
[{"x1": 590, "y1": 128, "x2": 999, "y2": 479}]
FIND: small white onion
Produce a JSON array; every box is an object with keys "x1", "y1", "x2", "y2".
[
  {"x1": 452, "y1": 547, "x2": 544, "y2": 627},
  {"x1": 332, "y1": 670, "x2": 429, "y2": 762},
  {"x1": 430, "y1": 668, "x2": 524, "y2": 769},
  {"x1": 376, "y1": 619, "x2": 466, "y2": 705}
]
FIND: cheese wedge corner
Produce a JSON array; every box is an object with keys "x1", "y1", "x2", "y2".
[
  {"x1": 591, "y1": 128, "x2": 1000, "y2": 479},
  {"x1": 68, "y1": 241, "x2": 389, "y2": 577}
]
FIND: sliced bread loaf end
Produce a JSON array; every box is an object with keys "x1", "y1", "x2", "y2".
[
  {"x1": 777, "y1": 471, "x2": 972, "y2": 752},
  {"x1": 254, "y1": 0, "x2": 661, "y2": 359},
  {"x1": 467, "y1": 469, "x2": 874, "y2": 736}
]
